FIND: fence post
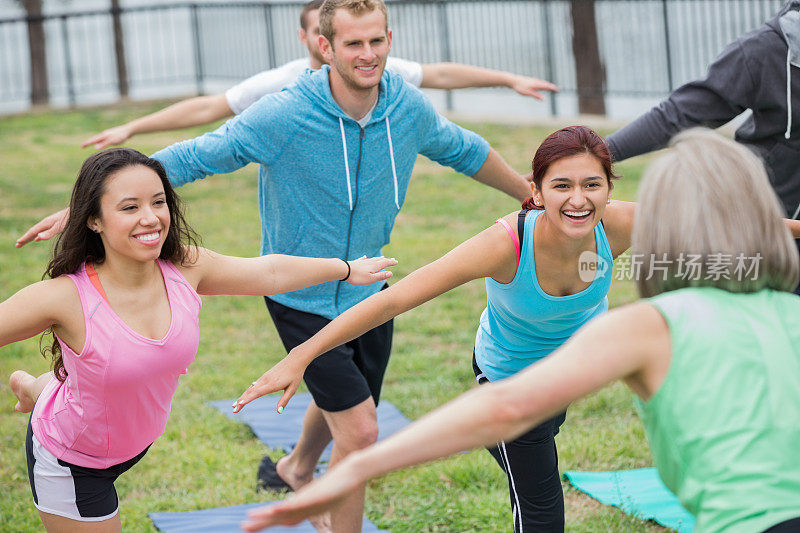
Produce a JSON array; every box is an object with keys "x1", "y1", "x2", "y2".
[
  {"x1": 190, "y1": 3, "x2": 204, "y2": 95},
  {"x1": 60, "y1": 15, "x2": 75, "y2": 106},
  {"x1": 541, "y1": 0, "x2": 557, "y2": 117},
  {"x1": 263, "y1": 3, "x2": 276, "y2": 69},
  {"x1": 111, "y1": 0, "x2": 129, "y2": 99},
  {"x1": 570, "y1": 0, "x2": 606, "y2": 115},
  {"x1": 25, "y1": 0, "x2": 49, "y2": 106},
  {"x1": 661, "y1": 0, "x2": 673, "y2": 91},
  {"x1": 437, "y1": 0, "x2": 453, "y2": 112}
]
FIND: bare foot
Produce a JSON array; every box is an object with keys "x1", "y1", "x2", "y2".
[
  {"x1": 276, "y1": 456, "x2": 332, "y2": 533},
  {"x1": 10, "y1": 371, "x2": 37, "y2": 413}
]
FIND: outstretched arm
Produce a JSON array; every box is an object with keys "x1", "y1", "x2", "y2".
[
  {"x1": 606, "y1": 40, "x2": 754, "y2": 162},
  {"x1": 420, "y1": 63, "x2": 559, "y2": 100},
  {"x1": 81, "y1": 94, "x2": 234, "y2": 150},
  {"x1": 16, "y1": 208, "x2": 69, "y2": 248},
  {"x1": 239, "y1": 302, "x2": 669, "y2": 531},
  {"x1": 181, "y1": 248, "x2": 397, "y2": 297},
  {"x1": 14, "y1": 150, "x2": 530, "y2": 247},
  {"x1": 601, "y1": 200, "x2": 800, "y2": 252},
  {"x1": 234, "y1": 220, "x2": 520, "y2": 412},
  {"x1": 471, "y1": 148, "x2": 532, "y2": 202}
]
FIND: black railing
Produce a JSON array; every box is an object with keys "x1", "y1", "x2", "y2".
[{"x1": 0, "y1": 0, "x2": 785, "y2": 116}]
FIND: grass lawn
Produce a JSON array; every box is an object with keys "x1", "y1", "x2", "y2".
[{"x1": 0, "y1": 102, "x2": 664, "y2": 532}]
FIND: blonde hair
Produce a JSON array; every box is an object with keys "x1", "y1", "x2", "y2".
[
  {"x1": 632, "y1": 128, "x2": 799, "y2": 297},
  {"x1": 319, "y1": 0, "x2": 388, "y2": 45}
]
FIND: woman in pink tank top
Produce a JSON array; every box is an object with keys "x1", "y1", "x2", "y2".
[{"x1": 3, "y1": 148, "x2": 396, "y2": 532}]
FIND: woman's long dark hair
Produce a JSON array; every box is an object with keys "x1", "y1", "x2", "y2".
[{"x1": 43, "y1": 148, "x2": 199, "y2": 381}]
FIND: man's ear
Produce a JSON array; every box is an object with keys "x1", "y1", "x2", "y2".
[{"x1": 319, "y1": 35, "x2": 333, "y2": 63}]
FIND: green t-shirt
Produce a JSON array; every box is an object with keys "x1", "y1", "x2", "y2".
[{"x1": 637, "y1": 287, "x2": 800, "y2": 533}]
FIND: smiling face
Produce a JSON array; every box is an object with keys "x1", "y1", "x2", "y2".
[
  {"x1": 319, "y1": 8, "x2": 391, "y2": 92},
  {"x1": 533, "y1": 152, "x2": 610, "y2": 239},
  {"x1": 88, "y1": 165, "x2": 170, "y2": 264}
]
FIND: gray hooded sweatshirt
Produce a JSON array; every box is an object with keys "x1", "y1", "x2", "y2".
[{"x1": 607, "y1": 0, "x2": 800, "y2": 218}]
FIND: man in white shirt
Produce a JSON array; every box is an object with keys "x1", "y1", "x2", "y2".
[{"x1": 81, "y1": 0, "x2": 558, "y2": 150}]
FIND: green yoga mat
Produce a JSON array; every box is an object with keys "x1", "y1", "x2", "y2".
[{"x1": 564, "y1": 468, "x2": 695, "y2": 532}]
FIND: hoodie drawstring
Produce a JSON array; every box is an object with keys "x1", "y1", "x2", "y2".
[
  {"x1": 784, "y1": 48, "x2": 799, "y2": 219},
  {"x1": 339, "y1": 117, "x2": 354, "y2": 211},
  {"x1": 786, "y1": 48, "x2": 793, "y2": 140},
  {"x1": 385, "y1": 117, "x2": 400, "y2": 209},
  {"x1": 338, "y1": 116, "x2": 400, "y2": 212}
]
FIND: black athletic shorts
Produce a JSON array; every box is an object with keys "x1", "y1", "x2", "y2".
[
  {"x1": 265, "y1": 288, "x2": 393, "y2": 412},
  {"x1": 25, "y1": 418, "x2": 149, "y2": 521}
]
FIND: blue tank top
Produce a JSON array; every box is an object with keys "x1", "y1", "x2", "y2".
[{"x1": 474, "y1": 210, "x2": 613, "y2": 382}]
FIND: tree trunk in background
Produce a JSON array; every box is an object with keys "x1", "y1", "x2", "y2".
[
  {"x1": 570, "y1": 0, "x2": 606, "y2": 115},
  {"x1": 23, "y1": 0, "x2": 48, "y2": 105},
  {"x1": 111, "y1": 0, "x2": 129, "y2": 98}
]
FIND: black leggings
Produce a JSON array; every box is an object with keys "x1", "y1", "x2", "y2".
[
  {"x1": 474, "y1": 354, "x2": 567, "y2": 533},
  {"x1": 764, "y1": 516, "x2": 800, "y2": 532}
]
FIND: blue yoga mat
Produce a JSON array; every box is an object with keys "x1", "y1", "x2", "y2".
[
  {"x1": 150, "y1": 501, "x2": 386, "y2": 532},
  {"x1": 564, "y1": 468, "x2": 695, "y2": 532},
  {"x1": 208, "y1": 393, "x2": 411, "y2": 463}
]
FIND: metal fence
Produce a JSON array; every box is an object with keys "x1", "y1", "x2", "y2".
[{"x1": 0, "y1": 0, "x2": 786, "y2": 116}]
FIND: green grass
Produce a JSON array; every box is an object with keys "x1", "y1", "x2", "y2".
[{"x1": 0, "y1": 103, "x2": 664, "y2": 532}]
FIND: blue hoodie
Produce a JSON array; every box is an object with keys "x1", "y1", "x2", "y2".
[{"x1": 153, "y1": 66, "x2": 490, "y2": 319}]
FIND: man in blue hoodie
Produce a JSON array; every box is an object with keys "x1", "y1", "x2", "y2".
[{"x1": 153, "y1": 1, "x2": 530, "y2": 530}]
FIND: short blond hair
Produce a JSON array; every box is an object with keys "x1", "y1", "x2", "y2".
[
  {"x1": 319, "y1": 0, "x2": 388, "y2": 45},
  {"x1": 632, "y1": 128, "x2": 799, "y2": 297}
]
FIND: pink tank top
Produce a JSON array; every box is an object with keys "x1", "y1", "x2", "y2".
[{"x1": 31, "y1": 260, "x2": 201, "y2": 469}]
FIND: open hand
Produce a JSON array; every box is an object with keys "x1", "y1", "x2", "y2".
[
  {"x1": 241, "y1": 459, "x2": 360, "y2": 531},
  {"x1": 81, "y1": 125, "x2": 132, "y2": 150},
  {"x1": 509, "y1": 75, "x2": 560, "y2": 100},
  {"x1": 345, "y1": 256, "x2": 398, "y2": 286},
  {"x1": 233, "y1": 356, "x2": 306, "y2": 414},
  {"x1": 16, "y1": 208, "x2": 69, "y2": 248}
]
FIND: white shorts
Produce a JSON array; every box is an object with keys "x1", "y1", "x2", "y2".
[{"x1": 25, "y1": 419, "x2": 148, "y2": 522}]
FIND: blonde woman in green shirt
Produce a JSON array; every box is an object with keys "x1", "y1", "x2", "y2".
[{"x1": 242, "y1": 128, "x2": 800, "y2": 533}]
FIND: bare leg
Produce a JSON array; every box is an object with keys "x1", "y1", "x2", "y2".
[
  {"x1": 275, "y1": 400, "x2": 334, "y2": 533},
  {"x1": 10, "y1": 371, "x2": 52, "y2": 413},
  {"x1": 321, "y1": 397, "x2": 379, "y2": 533},
  {"x1": 38, "y1": 509, "x2": 122, "y2": 533},
  {"x1": 276, "y1": 400, "x2": 333, "y2": 488}
]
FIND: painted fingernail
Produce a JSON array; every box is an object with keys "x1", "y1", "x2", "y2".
[
  {"x1": 232, "y1": 401, "x2": 237, "y2": 408},
  {"x1": 251, "y1": 381, "x2": 257, "y2": 386},
  {"x1": 277, "y1": 406, "x2": 284, "y2": 414}
]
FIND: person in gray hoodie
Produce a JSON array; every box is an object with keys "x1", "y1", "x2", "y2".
[{"x1": 607, "y1": 1, "x2": 800, "y2": 221}]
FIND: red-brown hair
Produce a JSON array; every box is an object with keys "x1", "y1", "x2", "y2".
[{"x1": 522, "y1": 126, "x2": 620, "y2": 210}]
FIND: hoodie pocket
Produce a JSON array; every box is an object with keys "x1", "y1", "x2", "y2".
[{"x1": 273, "y1": 219, "x2": 305, "y2": 256}]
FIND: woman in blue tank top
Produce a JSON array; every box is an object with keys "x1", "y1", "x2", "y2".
[
  {"x1": 241, "y1": 129, "x2": 800, "y2": 533},
  {"x1": 236, "y1": 126, "x2": 638, "y2": 531}
]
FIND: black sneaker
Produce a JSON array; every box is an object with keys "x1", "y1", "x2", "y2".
[{"x1": 257, "y1": 456, "x2": 293, "y2": 492}]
